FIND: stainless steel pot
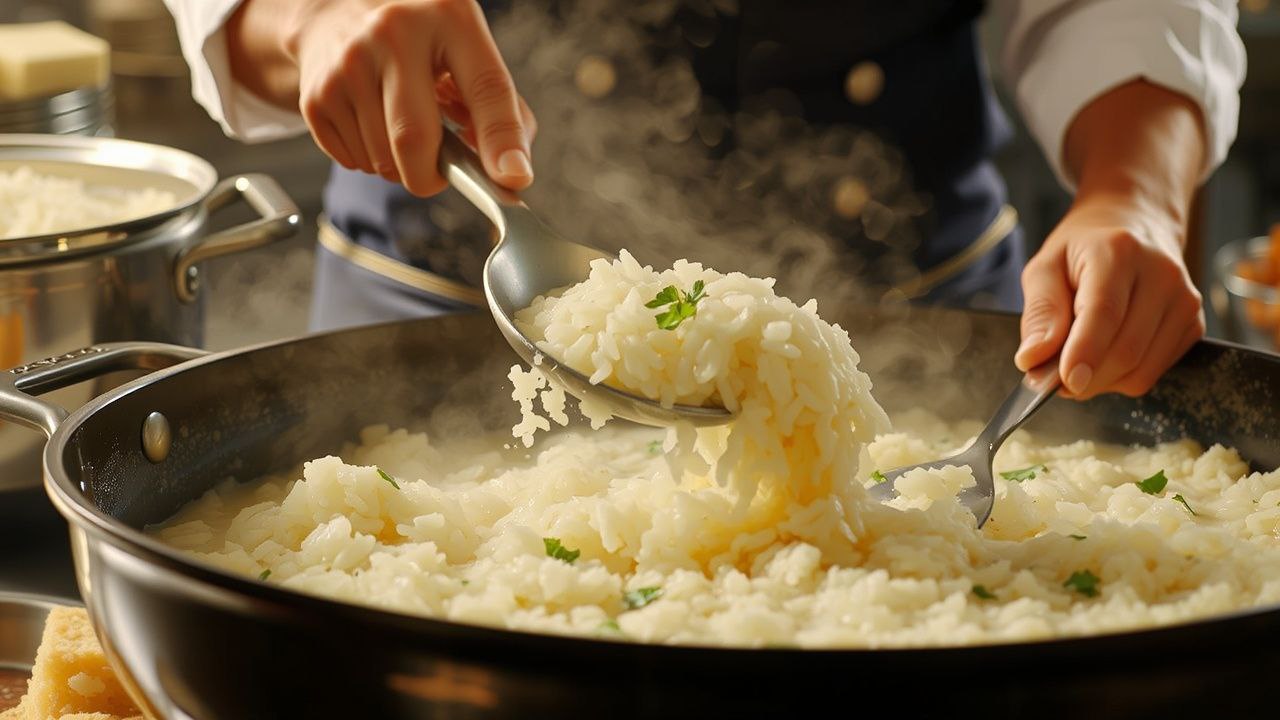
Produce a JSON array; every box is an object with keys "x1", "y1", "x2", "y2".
[
  {"x1": 0, "y1": 133, "x2": 299, "y2": 492},
  {"x1": 1, "y1": 308, "x2": 1278, "y2": 719}
]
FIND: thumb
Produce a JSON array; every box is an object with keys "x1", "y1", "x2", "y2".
[{"x1": 1015, "y1": 255, "x2": 1073, "y2": 372}]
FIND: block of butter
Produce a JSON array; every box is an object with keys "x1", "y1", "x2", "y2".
[{"x1": 0, "y1": 21, "x2": 110, "y2": 101}]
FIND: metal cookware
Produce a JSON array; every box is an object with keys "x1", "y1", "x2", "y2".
[
  {"x1": 873, "y1": 355, "x2": 1061, "y2": 526},
  {"x1": 0, "y1": 133, "x2": 299, "y2": 492},
  {"x1": 433, "y1": 128, "x2": 732, "y2": 428},
  {"x1": 1, "y1": 307, "x2": 1278, "y2": 718},
  {"x1": 0, "y1": 84, "x2": 113, "y2": 137}
]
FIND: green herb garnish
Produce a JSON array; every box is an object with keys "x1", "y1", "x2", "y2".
[
  {"x1": 1000, "y1": 464, "x2": 1047, "y2": 483},
  {"x1": 647, "y1": 440, "x2": 663, "y2": 455},
  {"x1": 258, "y1": 569, "x2": 271, "y2": 581},
  {"x1": 1136, "y1": 470, "x2": 1168, "y2": 495},
  {"x1": 1069, "y1": 534, "x2": 1087, "y2": 541},
  {"x1": 377, "y1": 468, "x2": 400, "y2": 490},
  {"x1": 1172, "y1": 493, "x2": 1197, "y2": 516},
  {"x1": 598, "y1": 619, "x2": 622, "y2": 634},
  {"x1": 622, "y1": 586, "x2": 664, "y2": 610},
  {"x1": 1063, "y1": 570, "x2": 1101, "y2": 598},
  {"x1": 645, "y1": 280, "x2": 706, "y2": 330},
  {"x1": 543, "y1": 537, "x2": 581, "y2": 564},
  {"x1": 870, "y1": 470, "x2": 888, "y2": 485},
  {"x1": 971, "y1": 584, "x2": 997, "y2": 600}
]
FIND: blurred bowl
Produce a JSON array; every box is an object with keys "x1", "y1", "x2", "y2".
[{"x1": 1215, "y1": 235, "x2": 1280, "y2": 352}]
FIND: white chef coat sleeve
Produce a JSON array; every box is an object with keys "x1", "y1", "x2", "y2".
[
  {"x1": 161, "y1": 0, "x2": 309, "y2": 142},
  {"x1": 1000, "y1": 0, "x2": 1246, "y2": 191}
]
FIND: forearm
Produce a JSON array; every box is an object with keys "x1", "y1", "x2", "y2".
[
  {"x1": 1062, "y1": 79, "x2": 1207, "y2": 243},
  {"x1": 226, "y1": 0, "x2": 309, "y2": 110}
]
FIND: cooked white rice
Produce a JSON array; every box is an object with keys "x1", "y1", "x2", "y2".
[
  {"x1": 0, "y1": 165, "x2": 175, "y2": 240},
  {"x1": 150, "y1": 255, "x2": 1280, "y2": 647}
]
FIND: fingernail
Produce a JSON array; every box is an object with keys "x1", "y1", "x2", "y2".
[
  {"x1": 497, "y1": 149, "x2": 532, "y2": 178},
  {"x1": 1066, "y1": 363, "x2": 1093, "y2": 395},
  {"x1": 1015, "y1": 327, "x2": 1051, "y2": 364}
]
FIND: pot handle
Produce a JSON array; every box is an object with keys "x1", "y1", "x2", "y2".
[
  {"x1": 0, "y1": 343, "x2": 207, "y2": 438},
  {"x1": 173, "y1": 173, "x2": 301, "y2": 303}
]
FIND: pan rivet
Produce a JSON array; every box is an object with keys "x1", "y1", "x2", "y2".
[
  {"x1": 184, "y1": 266, "x2": 200, "y2": 295},
  {"x1": 142, "y1": 412, "x2": 171, "y2": 463}
]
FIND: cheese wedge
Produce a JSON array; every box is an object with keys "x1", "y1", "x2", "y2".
[
  {"x1": 5, "y1": 607, "x2": 141, "y2": 720},
  {"x1": 0, "y1": 22, "x2": 109, "y2": 101}
]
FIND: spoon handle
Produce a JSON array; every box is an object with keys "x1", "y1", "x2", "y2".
[
  {"x1": 438, "y1": 126, "x2": 525, "y2": 228},
  {"x1": 979, "y1": 355, "x2": 1062, "y2": 451}
]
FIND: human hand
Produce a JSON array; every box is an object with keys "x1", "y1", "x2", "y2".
[
  {"x1": 1013, "y1": 196, "x2": 1205, "y2": 399},
  {"x1": 282, "y1": 0, "x2": 536, "y2": 196}
]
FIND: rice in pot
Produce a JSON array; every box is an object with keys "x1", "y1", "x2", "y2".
[{"x1": 0, "y1": 165, "x2": 175, "y2": 241}]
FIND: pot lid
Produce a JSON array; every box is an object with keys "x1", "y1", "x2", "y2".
[{"x1": 0, "y1": 134, "x2": 217, "y2": 264}]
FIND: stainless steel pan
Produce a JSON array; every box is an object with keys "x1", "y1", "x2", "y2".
[{"x1": 1, "y1": 307, "x2": 1278, "y2": 719}]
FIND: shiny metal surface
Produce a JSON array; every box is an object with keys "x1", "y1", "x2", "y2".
[
  {"x1": 0, "y1": 135, "x2": 298, "y2": 492},
  {"x1": 172, "y1": 174, "x2": 301, "y2": 303},
  {"x1": 0, "y1": 592, "x2": 67, "y2": 671},
  {"x1": 0, "y1": 84, "x2": 113, "y2": 137},
  {"x1": 871, "y1": 356, "x2": 1062, "y2": 527},
  {"x1": 0, "y1": 134, "x2": 216, "y2": 263},
  {"x1": 1214, "y1": 235, "x2": 1280, "y2": 352},
  {"x1": 142, "y1": 411, "x2": 171, "y2": 464},
  {"x1": 1, "y1": 309, "x2": 1279, "y2": 717},
  {"x1": 438, "y1": 129, "x2": 733, "y2": 428}
]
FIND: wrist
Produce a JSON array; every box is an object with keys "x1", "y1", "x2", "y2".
[{"x1": 280, "y1": 0, "x2": 331, "y2": 64}]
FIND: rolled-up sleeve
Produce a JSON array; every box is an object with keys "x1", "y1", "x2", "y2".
[
  {"x1": 161, "y1": 0, "x2": 309, "y2": 142},
  {"x1": 1001, "y1": 0, "x2": 1246, "y2": 190}
]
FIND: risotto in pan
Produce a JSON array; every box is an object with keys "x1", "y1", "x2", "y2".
[{"x1": 151, "y1": 253, "x2": 1280, "y2": 647}]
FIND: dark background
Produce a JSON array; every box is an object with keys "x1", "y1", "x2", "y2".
[{"x1": 5, "y1": 0, "x2": 1279, "y2": 347}]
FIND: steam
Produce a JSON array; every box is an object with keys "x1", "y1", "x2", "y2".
[{"x1": 489, "y1": 0, "x2": 931, "y2": 312}]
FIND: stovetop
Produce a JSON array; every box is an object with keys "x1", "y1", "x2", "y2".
[{"x1": 0, "y1": 488, "x2": 78, "y2": 601}]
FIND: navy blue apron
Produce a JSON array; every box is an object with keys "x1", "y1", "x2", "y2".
[{"x1": 312, "y1": 0, "x2": 1024, "y2": 331}]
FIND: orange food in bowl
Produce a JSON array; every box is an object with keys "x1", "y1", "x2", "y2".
[{"x1": 1237, "y1": 226, "x2": 1280, "y2": 341}]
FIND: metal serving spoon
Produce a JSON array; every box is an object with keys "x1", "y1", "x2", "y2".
[
  {"x1": 869, "y1": 357, "x2": 1062, "y2": 527},
  {"x1": 437, "y1": 128, "x2": 733, "y2": 427}
]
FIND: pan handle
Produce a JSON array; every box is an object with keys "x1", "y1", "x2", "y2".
[
  {"x1": 0, "y1": 343, "x2": 207, "y2": 438},
  {"x1": 173, "y1": 173, "x2": 301, "y2": 304}
]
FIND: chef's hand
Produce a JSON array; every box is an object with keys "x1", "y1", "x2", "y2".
[
  {"x1": 227, "y1": 0, "x2": 536, "y2": 196},
  {"x1": 1013, "y1": 80, "x2": 1207, "y2": 400}
]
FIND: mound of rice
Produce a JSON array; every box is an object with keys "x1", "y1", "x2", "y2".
[
  {"x1": 0, "y1": 166, "x2": 175, "y2": 241},
  {"x1": 150, "y1": 255, "x2": 1280, "y2": 647},
  {"x1": 511, "y1": 250, "x2": 890, "y2": 509}
]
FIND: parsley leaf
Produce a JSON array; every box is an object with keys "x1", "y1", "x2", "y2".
[
  {"x1": 1000, "y1": 464, "x2": 1047, "y2": 483},
  {"x1": 1069, "y1": 534, "x2": 1087, "y2": 541},
  {"x1": 870, "y1": 470, "x2": 888, "y2": 485},
  {"x1": 543, "y1": 537, "x2": 581, "y2": 564},
  {"x1": 622, "y1": 586, "x2": 663, "y2": 610},
  {"x1": 971, "y1": 584, "x2": 997, "y2": 600},
  {"x1": 1063, "y1": 570, "x2": 1101, "y2": 598},
  {"x1": 644, "y1": 286, "x2": 679, "y2": 308},
  {"x1": 1172, "y1": 493, "x2": 1197, "y2": 516},
  {"x1": 1136, "y1": 470, "x2": 1168, "y2": 495},
  {"x1": 258, "y1": 569, "x2": 271, "y2": 581},
  {"x1": 598, "y1": 619, "x2": 623, "y2": 634},
  {"x1": 647, "y1": 440, "x2": 663, "y2": 455},
  {"x1": 377, "y1": 468, "x2": 400, "y2": 490},
  {"x1": 647, "y1": 280, "x2": 707, "y2": 330}
]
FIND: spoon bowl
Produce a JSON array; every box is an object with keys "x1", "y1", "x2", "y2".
[{"x1": 437, "y1": 129, "x2": 733, "y2": 427}]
